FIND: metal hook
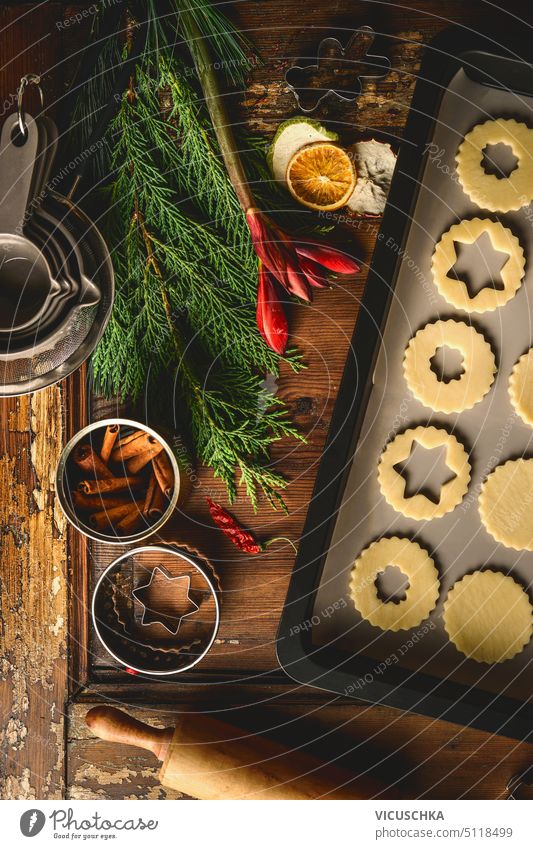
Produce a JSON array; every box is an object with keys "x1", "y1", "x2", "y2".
[{"x1": 17, "y1": 74, "x2": 44, "y2": 136}]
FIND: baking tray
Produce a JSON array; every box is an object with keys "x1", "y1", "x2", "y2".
[{"x1": 277, "y1": 27, "x2": 533, "y2": 741}]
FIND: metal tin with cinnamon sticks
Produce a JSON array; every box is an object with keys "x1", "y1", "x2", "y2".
[{"x1": 55, "y1": 418, "x2": 182, "y2": 544}]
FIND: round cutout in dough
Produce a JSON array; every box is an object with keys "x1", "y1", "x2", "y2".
[
  {"x1": 350, "y1": 537, "x2": 440, "y2": 631},
  {"x1": 479, "y1": 459, "x2": 533, "y2": 550},
  {"x1": 509, "y1": 349, "x2": 533, "y2": 426},
  {"x1": 456, "y1": 119, "x2": 533, "y2": 212},
  {"x1": 404, "y1": 319, "x2": 496, "y2": 413},
  {"x1": 378, "y1": 425, "x2": 471, "y2": 520},
  {"x1": 431, "y1": 218, "x2": 525, "y2": 313},
  {"x1": 443, "y1": 571, "x2": 532, "y2": 663}
]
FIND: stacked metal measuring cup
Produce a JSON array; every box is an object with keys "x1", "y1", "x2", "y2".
[{"x1": 0, "y1": 78, "x2": 114, "y2": 396}]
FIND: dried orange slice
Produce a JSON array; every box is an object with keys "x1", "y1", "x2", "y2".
[{"x1": 286, "y1": 142, "x2": 356, "y2": 211}]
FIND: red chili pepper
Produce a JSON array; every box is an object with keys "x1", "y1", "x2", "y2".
[
  {"x1": 206, "y1": 497, "x2": 296, "y2": 555},
  {"x1": 207, "y1": 497, "x2": 262, "y2": 552}
]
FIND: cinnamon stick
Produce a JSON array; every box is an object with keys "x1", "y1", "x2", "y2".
[
  {"x1": 110, "y1": 431, "x2": 161, "y2": 463},
  {"x1": 100, "y1": 424, "x2": 120, "y2": 464},
  {"x1": 148, "y1": 485, "x2": 166, "y2": 520},
  {"x1": 72, "y1": 443, "x2": 113, "y2": 479},
  {"x1": 88, "y1": 501, "x2": 141, "y2": 531},
  {"x1": 152, "y1": 451, "x2": 174, "y2": 498},
  {"x1": 115, "y1": 429, "x2": 146, "y2": 449},
  {"x1": 143, "y1": 472, "x2": 167, "y2": 519},
  {"x1": 125, "y1": 442, "x2": 164, "y2": 474},
  {"x1": 143, "y1": 472, "x2": 157, "y2": 515},
  {"x1": 78, "y1": 475, "x2": 143, "y2": 495},
  {"x1": 72, "y1": 491, "x2": 131, "y2": 511},
  {"x1": 115, "y1": 504, "x2": 146, "y2": 535}
]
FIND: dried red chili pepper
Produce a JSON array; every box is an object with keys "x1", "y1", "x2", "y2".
[{"x1": 206, "y1": 497, "x2": 295, "y2": 554}]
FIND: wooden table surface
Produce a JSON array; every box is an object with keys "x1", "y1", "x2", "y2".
[{"x1": 1, "y1": 0, "x2": 533, "y2": 800}]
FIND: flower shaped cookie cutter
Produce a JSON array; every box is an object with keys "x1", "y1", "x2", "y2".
[{"x1": 285, "y1": 26, "x2": 390, "y2": 114}]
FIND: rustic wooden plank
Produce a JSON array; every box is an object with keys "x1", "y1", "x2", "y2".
[
  {"x1": 86, "y1": 263, "x2": 371, "y2": 679},
  {"x1": 68, "y1": 693, "x2": 533, "y2": 800},
  {"x1": 0, "y1": 0, "x2": 92, "y2": 799},
  {"x1": 66, "y1": 366, "x2": 90, "y2": 692},
  {"x1": 0, "y1": 389, "x2": 67, "y2": 799}
]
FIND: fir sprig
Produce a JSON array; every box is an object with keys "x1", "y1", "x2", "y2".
[{"x1": 86, "y1": 13, "x2": 304, "y2": 509}]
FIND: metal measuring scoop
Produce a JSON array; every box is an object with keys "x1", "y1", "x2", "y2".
[
  {"x1": 25, "y1": 107, "x2": 100, "y2": 312},
  {"x1": 0, "y1": 111, "x2": 66, "y2": 335},
  {"x1": 25, "y1": 116, "x2": 81, "y2": 313},
  {"x1": 22, "y1": 112, "x2": 100, "y2": 341}
]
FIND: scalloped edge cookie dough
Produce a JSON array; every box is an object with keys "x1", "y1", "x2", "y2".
[
  {"x1": 509, "y1": 349, "x2": 533, "y2": 426},
  {"x1": 431, "y1": 218, "x2": 525, "y2": 313},
  {"x1": 349, "y1": 537, "x2": 440, "y2": 631},
  {"x1": 456, "y1": 118, "x2": 533, "y2": 212},
  {"x1": 404, "y1": 319, "x2": 496, "y2": 413},
  {"x1": 443, "y1": 571, "x2": 533, "y2": 663},
  {"x1": 479, "y1": 459, "x2": 533, "y2": 550},
  {"x1": 378, "y1": 425, "x2": 471, "y2": 520}
]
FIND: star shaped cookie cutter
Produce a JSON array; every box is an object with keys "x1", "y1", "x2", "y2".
[
  {"x1": 285, "y1": 26, "x2": 390, "y2": 114},
  {"x1": 132, "y1": 565, "x2": 200, "y2": 636}
]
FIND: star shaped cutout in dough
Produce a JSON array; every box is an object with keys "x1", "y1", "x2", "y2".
[
  {"x1": 132, "y1": 567, "x2": 199, "y2": 635},
  {"x1": 449, "y1": 232, "x2": 509, "y2": 298},
  {"x1": 482, "y1": 142, "x2": 519, "y2": 180},
  {"x1": 394, "y1": 442, "x2": 456, "y2": 504}
]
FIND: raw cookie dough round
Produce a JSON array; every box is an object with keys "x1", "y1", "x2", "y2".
[
  {"x1": 479, "y1": 459, "x2": 533, "y2": 550},
  {"x1": 431, "y1": 218, "x2": 525, "y2": 313},
  {"x1": 455, "y1": 118, "x2": 533, "y2": 212},
  {"x1": 378, "y1": 426, "x2": 471, "y2": 520},
  {"x1": 404, "y1": 319, "x2": 496, "y2": 413},
  {"x1": 350, "y1": 537, "x2": 440, "y2": 631},
  {"x1": 509, "y1": 349, "x2": 533, "y2": 426},
  {"x1": 443, "y1": 571, "x2": 533, "y2": 663}
]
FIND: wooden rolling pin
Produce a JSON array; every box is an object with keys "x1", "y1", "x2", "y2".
[{"x1": 86, "y1": 706, "x2": 386, "y2": 800}]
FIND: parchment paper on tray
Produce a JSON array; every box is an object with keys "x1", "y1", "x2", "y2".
[{"x1": 312, "y1": 68, "x2": 533, "y2": 701}]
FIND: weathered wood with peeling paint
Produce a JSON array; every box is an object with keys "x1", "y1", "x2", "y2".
[
  {"x1": 0, "y1": 390, "x2": 67, "y2": 799},
  {"x1": 0, "y1": 2, "x2": 91, "y2": 800}
]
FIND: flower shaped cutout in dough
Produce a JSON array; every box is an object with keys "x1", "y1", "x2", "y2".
[
  {"x1": 350, "y1": 536, "x2": 440, "y2": 631},
  {"x1": 456, "y1": 118, "x2": 533, "y2": 212},
  {"x1": 403, "y1": 319, "x2": 496, "y2": 413}
]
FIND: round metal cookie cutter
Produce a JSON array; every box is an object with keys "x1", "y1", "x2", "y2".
[{"x1": 92, "y1": 545, "x2": 221, "y2": 676}]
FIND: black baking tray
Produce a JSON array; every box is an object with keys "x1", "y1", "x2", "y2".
[{"x1": 276, "y1": 27, "x2": 533, "y2": 741}]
